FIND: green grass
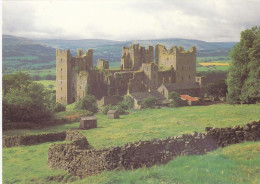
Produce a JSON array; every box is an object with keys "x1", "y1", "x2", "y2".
[
  {"x1": 36, "y1": 80, "x2": 56, "y2": 89},
  {"x1": 3, "y1": 104, "x2": 260, "y2": 149},
  {"x1": 24, "y1": 68, "x2": 56, "y2": 77},
  {"x1": 3, "y1": 104, "x2": 260, "y2": 183},
  {"x1": 108, "y1": 62, "x2": 121, "y2": 69},
  {"x1": 3, "y1": 141, "x2": 260, "y2": 184},
  {"x1": 197, "y1": 65, "x2": 229, "y2": 72}
]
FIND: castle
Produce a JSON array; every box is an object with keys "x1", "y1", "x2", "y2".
[{"x1": 56, "y1": 44, "x2": 205, "y2": 108}]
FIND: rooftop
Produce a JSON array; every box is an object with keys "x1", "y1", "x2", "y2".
[
  {"x1": 180, "y1": 95, "x2": 199, "y2": 102},
  {"x1": 81, "y1": 116, "x2": 97, "y2": 120}
]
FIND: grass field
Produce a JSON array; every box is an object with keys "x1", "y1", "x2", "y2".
[
  {"x1": 36, "y1": 80, "x2": 56, "y2": 90},
  {"x1": 3, "y1": 104, "x2": 260, "y2": 183}
]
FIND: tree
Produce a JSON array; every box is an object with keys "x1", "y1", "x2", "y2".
[
  {"x1": 169, "y1": 91, "x2": 183, "y2": 107},
  {"x1": 206, "y1": 80, "x2": 227, "y2": 97},
  {"x1": 3, "y1": 82, "x2": 53, "y2": 122},
  {"x1": 76, "y1": 95, "x2": 98, "y2": 113},
  {"x1": 3, "y1": 72, "x2": 32, "y2": 96},
  {"x1": 227, "y1": 26, "x2": 260, "y2": 103}
]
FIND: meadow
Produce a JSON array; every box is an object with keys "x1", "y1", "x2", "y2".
[{"x1": 3, "y1": 104, "x2": 260, "y2": 183}]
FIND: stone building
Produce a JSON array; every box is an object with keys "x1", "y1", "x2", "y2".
[{"x1": 56, "y1": 44, "x2": 203, "y2": 106}]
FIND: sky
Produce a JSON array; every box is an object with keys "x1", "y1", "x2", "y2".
[{"x1": 2, "y1": 0, "x2": 260, "y2": 42}]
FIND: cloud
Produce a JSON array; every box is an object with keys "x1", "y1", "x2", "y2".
[{"x1": 3, "y1": 0, "x2": 260, "y2": 41}]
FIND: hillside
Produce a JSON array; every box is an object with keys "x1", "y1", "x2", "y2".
[{"x1": 2, "y1": 35, "x2": 236, "y2": 73}]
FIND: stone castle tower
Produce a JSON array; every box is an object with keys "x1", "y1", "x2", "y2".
[
  {"x1": 155, "y1": 45, "x2": 196, "y2": 84},
  {"x1": 56, "y1": 49, "x2": 93, "y2": 104}
]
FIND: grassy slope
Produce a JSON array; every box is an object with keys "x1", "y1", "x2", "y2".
[
  {"x1": 3, "y1": 104, "x2": 260, "y2": 183},
  {"x1": 4, "y1": 104, "x2": 260, "y2": 148},
  {"x1": 3, "y1": 141, "x2": 260, "y2": 184}
]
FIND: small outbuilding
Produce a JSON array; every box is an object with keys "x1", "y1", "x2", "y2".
[
  {"x1": 107, "y1": 110, "x2": 119, "y2": 119},
  {"x1": 180, "y1": 95, "x2": 200, "y2": 106},
  {"x1": 79, "y1": 116, "x2": 97, "y2": 130}
]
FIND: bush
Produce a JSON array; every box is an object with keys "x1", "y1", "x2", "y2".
[
  {"x1": 141, "y1": 96, "x2": 157, "y2": 108},
  {"x1": 119, "y1": 96, "x2": 134, "y2": 109},
  {"x1": 76, "y1": 95, "x2": 98, "y2": 113},
  {"x1": 54, "y1": 103, "x2": 66, "y2": 113},
  {"x1": 169, "y1": 92, "x2": 183, "y2": 107},
  {"x1": 102, "y1": 104, "x2": 116, "y2": 115}
]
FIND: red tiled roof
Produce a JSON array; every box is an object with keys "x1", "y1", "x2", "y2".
[{"x1": 180, "y1": 95, "x2": 199, "y2": 101}]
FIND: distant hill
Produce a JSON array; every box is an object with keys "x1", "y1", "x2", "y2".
[{"x1": 2, "y1": 35, "x2": 237, "y2": 73}]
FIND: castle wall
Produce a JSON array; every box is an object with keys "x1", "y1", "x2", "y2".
[
  {"x1": 155, "y1": 45, "x2": 177, "y2": 69},
  {"x1": 128, "y1": 71, "x2": 146, "y2": 93},
  {"x1": 142, "y1": 63, "x2": 159, "y2": 90},
  {"x1": 121, "y1": 44, "x2": 153, "y2": 70},
  {"x1": 97, "y1": 59, "x2": 109, "y2": 69},
  {"x1": 155, "y1": 45, "x2": 196, "y2": 84},
  {"x1": 113, "y1": 72, "x2": 134, "y2": 96},
  {"x1": 158, "y1": 70, "x2": 176, "y2": 85},
  {"x1": 175, "y1": 47, "x2": 196, "y2": 84},
  {"x1": 56, "y1": 49, "x2": 93, "y2": 104},
  {"x1": 56, "y1": 49, "x2": 73, "y2": 104}
]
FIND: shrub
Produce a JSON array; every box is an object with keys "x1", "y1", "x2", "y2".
[
  {"x1": 76, "y1": 95, "x2": 98, "y2": 113},
  {"x1": 102, "y1": 104, "x2": 116, "y2": 115},
  {"x1": 169, "y1": 92, "x2": 183, "y2": 107},
  {"x1": 54, "y1": 103, "x2": 66, "y2": 113},
  {"x1": 119, "y1": 96, "x2": 134, "y2": 109},
  {"x1": 141, "y1": 96, "x2": 157, "y2": 108}
]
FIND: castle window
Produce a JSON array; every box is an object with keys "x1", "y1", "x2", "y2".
[
  {"x1": 182, "y1": 66, "x2": 184, "y2": 70},
  {"x1": 189, "y1": 75, "x2": 191, "y2": 79},
  {"x1": 182, "y1": 75, "x2": 184, "y2": 80},
  {"x1": 61, "y1": 87, "x2": 62, "y2": 91},
  {"x1": 61, "y1": 68, "x2": 62, "y2": 71},
  {"x1": 61, "y1": 59, "x2": 62, "y2": 62}
]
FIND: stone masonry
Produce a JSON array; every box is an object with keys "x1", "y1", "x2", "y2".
[
  {"x1": 48, "y1": 120, "x2": 260, "y2": 178},
  {"x1": 56, "y1": 44, "x2": 201, "y2": 105}
]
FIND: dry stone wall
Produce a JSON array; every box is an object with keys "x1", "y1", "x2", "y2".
[
  {"x1": 48, "y1": 120, "x2": 260, "y2": 178},
  {"x1": 3, "y1": 130, "x2": 88, "y2": 148}
]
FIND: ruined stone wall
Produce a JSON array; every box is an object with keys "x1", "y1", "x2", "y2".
[
  {"x1": 155, "y1": 45, "x2": 177, "y2": 69},
  {"x1": 175, "y1": 46, "x2": 196, "y2": 84},
  {"x1": 56, "y1": 49, "x2": 93, "y2": 104},
  {"x1": 128, "y1": 71, "x2": 146, "y2": 93},
  {"x1": 97, "y1": 59, "x2": 109, "y2": 69},
  {"x1": 113, "y1": 72, "x2": 134, "y2": 96},
  {"x1": 121, "y1": 44, "x2": 153, "y2": 70},
  {"x1": 56, "y1": 49, "x2": 73, "y2": 104},
  {"x1": 158, "y1": 70, "x2": 176, "y2": 85},
  {"x1": 155, "y1": 45, "x2": 196, "y2": 84},
  {"x1": 142, "y1": 63, "x2": 159, "y2": 90},
  {"x1": 48, "y1": 120, "x2": 260, "y2": 178}
]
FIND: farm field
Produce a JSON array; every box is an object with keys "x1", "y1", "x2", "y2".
[
  {"x1": 3, "y1": 103, "x2": 260, "y2": 183},
  {"x1": 36, "y1": 80, "x2": 56, "y2": 90}
]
